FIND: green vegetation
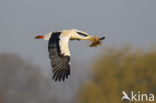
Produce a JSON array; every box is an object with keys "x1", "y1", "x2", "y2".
[
  {"x1": 78, "y1": 47, "x2": 156, "y2": 103},
  {"x1": 1, "y1": 46, "x2": 156, "y2": 103}
]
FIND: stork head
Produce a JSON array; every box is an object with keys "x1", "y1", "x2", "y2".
[{"x1": 87, "y1": 36, "x2": 105, "y2": 47}]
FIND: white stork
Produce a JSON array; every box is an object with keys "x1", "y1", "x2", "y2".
[{"x1": 35, "y1": 29, "x2": 105, "y2": 82}]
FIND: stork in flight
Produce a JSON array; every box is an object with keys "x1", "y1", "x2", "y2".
[{"x1": 35, "y1": 29, "x2": 105, "y2": 82}]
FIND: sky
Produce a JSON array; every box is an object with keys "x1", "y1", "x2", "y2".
[
  {"x1": 0, "y1": 0, "x2": 156, "y2": 67},
  {"x1": 0, "y1": 0, "x2": 156, "y2": 101}
]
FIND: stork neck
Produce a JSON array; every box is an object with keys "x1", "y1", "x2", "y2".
[{"x1": 76, "y1": 35, "x2": 90, "y2": 40}]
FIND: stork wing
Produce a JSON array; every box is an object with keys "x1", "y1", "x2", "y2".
[
  {"x1": 48, "y1": 32, "x2": 70, "y2": 82},
  {"x1": 73, "y1": 29, "x2": 89, "y2": 36}
]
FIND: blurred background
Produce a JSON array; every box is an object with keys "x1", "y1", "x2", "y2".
[{"x1": 0, "y1": 0, "x2": 156, "y2": 103}]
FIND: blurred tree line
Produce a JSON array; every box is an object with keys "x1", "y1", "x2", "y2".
[
  {"x1": 0, "y1": 53, "x2": 86, "y2": 103},
  {"x1": 0, "y1": 53, "x2": 58, "y2": 103},
  {"x1": 78, "y1": 46, "x2": 156, "y2": 103},
  {"x1": 1, "y1": 46, "x2": 156, "y2": 103}
]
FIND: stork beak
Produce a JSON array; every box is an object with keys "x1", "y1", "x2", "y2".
[
  {"x1": 34, "y1": 35, "x2": 44, "y2": 39},
  {"x1": 100, "y1": 36, "x2": 105, "y2": 40}
]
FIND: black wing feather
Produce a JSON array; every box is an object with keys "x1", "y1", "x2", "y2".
[{"x1": 48, "y1": 32, "x2": 70, "y2": 82}]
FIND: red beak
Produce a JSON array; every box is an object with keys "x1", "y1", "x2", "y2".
[{"x1": 35, "y1": 35, "x2": 44, "y2": 39}]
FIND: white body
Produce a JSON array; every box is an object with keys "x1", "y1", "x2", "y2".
[{"x1": 43, "y1": 29, "x2": 92, "y2": 56}]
